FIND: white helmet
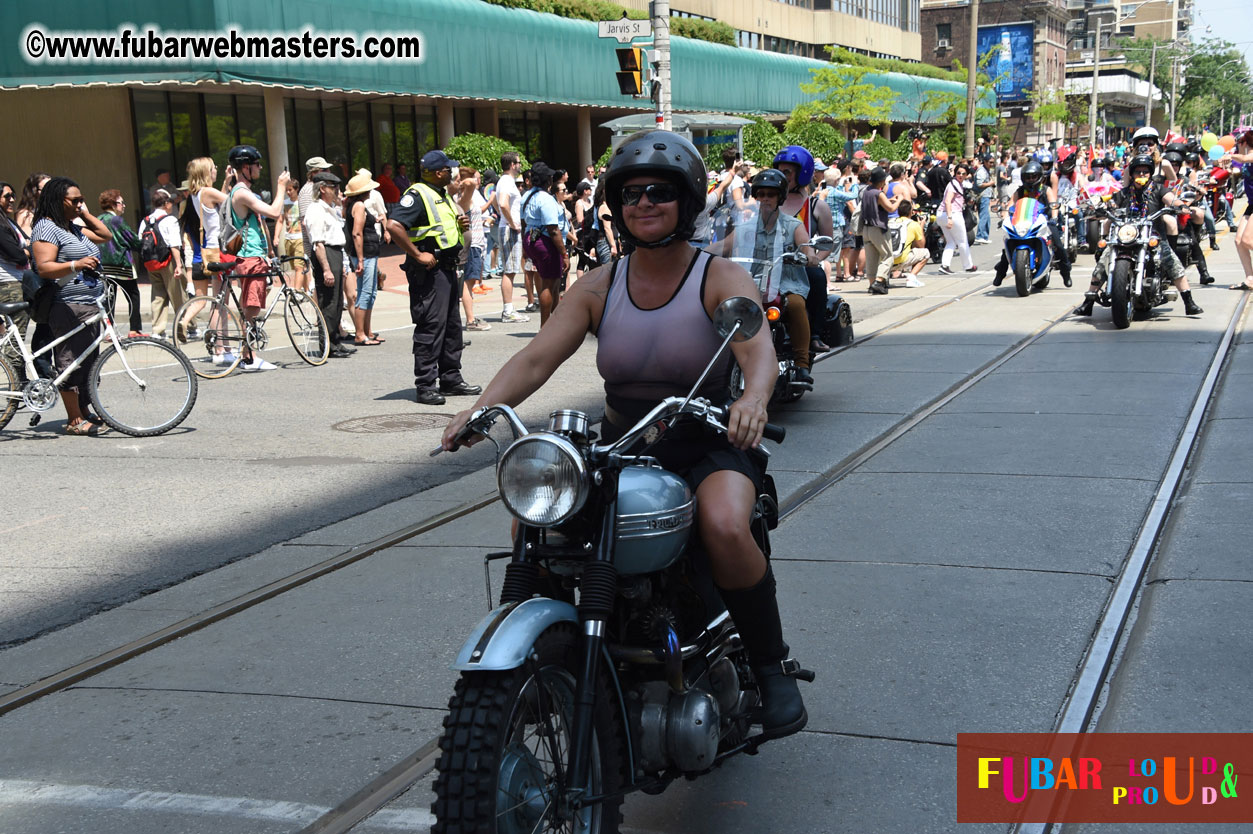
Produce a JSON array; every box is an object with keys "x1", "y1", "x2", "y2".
[{"x1": 1131, "y1": 126, "x2": 1160, "y2": 145}]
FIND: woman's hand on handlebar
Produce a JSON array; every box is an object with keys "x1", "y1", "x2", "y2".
[
  {"x1": 725, "y1": 394, "x2": 768, "y2": 451},
  {"x1": 441, "y1": 408, "x2": 487, "y2": 452}
]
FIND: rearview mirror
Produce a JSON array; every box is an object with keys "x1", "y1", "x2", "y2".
[{"x1": 713, "y1": 296, "x2": 763, "y2": 342}]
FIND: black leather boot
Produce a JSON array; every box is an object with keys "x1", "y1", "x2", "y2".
[
  {"x1": 1182, "y1": 291, "x2": 1203, "y2": 316},
  {"x1": 719, "y1": 566, "x2": 808, "y2": 740},
  {"x1": 1193, "y1": 241, "x2": 1214, "y2": 284},
  {"x1": 1210, "y1": 236, "x2": 1220, "y2": 251},
  {"x1": 1074, "y1": 293, "x2": 1096, "y2": 317}
]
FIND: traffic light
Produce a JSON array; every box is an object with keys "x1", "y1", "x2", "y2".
[{"x1": 615, "y1": 47, "x2": 644, "y2": 96}]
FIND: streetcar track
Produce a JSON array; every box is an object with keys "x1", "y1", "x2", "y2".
[
  {"x1": 8, "y1": 283, "x2": 1237, "y2": 833},
  {"x1": 1012, "y1": 292, "x2": 1251, "y2": 834},
  {"x1": 0, "y1": 276, "x2": 1000, "y2": 719}
]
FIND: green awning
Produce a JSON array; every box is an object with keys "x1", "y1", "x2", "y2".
[{"x1": 3, "y1": 0, "x2": 992, "y2": 120}]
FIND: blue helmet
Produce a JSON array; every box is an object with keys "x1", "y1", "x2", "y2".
[{"x1": 773, "y1": 145, "x2": 814, "y2": 191}]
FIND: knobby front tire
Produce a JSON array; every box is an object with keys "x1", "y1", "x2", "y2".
[
  {"x1": 432, "y1": 624, "x2": 626, "y2": 834},
  {"x1": 89, "y1": 337, "x2": 198, "y2": 437}
]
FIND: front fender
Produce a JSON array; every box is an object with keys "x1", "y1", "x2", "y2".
[{"x1": 452, "y1": 598, "x2": 578, "y2": 671}]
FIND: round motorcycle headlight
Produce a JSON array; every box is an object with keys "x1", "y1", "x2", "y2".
[
  {"x1": 1117, "y1": 223, "x2": 1140, "y2": 244},
  {"x1": 497, "y1": 434, "x2": 589, "y2": 527}
]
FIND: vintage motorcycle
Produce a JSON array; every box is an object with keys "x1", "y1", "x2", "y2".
[
  {"x1": 431, "y1": 298, "x2": 811, "y2": 834},
  {"x1": 1000, "y1": 197, "x2": 1054, "y2": 297},
  {"x1": 1092, "y1": 206, "x2": 1176, "y2": 329}
]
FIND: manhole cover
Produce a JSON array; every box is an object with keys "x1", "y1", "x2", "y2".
[{"x1": 332, "y1": 413, "x2": 453, "y2": 433}]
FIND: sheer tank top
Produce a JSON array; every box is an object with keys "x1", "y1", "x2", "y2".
[{"x1": 596, "y1": 249, "x2": 731, "y2": 418}]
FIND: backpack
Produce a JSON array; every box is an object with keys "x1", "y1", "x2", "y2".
[
  {"x1": 887, "y1": 217, "x2": 913, "y2": 260},
  {"x1": 138, "y1": 212, "x2": 172, "y2": 271},
  {"x1": 849, "y1": 188, "x2": 865, "y2": 236},
  {"x1": 220, "y1": 184, "x2": 247, "y2": 255}
]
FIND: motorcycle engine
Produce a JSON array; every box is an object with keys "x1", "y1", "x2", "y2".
[{"x1": 632, "y1": 680, "x2": 722, "y2": 773}]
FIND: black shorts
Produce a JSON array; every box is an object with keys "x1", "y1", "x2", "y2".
[
  {"x1": 1245, "y1": 203, "x2": 1253, "y2": 218},
  {"x1": 601, "y1": 406, "x2": 765, "y2": 494}
]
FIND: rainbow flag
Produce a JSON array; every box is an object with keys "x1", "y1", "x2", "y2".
[{"x1": 1012, "y1": 198, "x2": 1043, "y2": 226}]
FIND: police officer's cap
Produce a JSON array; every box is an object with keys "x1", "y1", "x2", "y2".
[{"x1": 421, "y1": 150, "x2": 459, "y2": 171}]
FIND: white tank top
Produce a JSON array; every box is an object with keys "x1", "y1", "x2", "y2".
[
  {"x1": 596, "y1": 249, "x2": 730, "y2": 409},
  {"x1": 192, "y1": 191, "x2": 221, "y2": 249}
]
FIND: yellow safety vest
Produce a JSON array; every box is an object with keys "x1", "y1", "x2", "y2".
[{"x1": 403, "y1": 181, "x2": 463, "y2": 251}]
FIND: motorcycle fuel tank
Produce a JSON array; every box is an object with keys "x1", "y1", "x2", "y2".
[{"x1": 614, "y1": 464, "x2": 694, "y2": 575}]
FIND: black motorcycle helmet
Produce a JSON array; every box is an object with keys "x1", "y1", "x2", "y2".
[
  {"x1": 1186, "y1": 137, "x2": 1203, "y2": 156},
  {"x1": 1127, "y1": 154, "x2": 1155, "y2": 187},
  {"x1": 749, "y1": 168, "x2": 788, "y2": 199},
  {"x1": 228, "y1": 144, "x2": 262, "y2": 168},
  {"x1": 1020, "y1": 159, "x2": 1044, "y2": 188},
  {"x1": 603, "y1": 130, "x2": 706, "y2": 250},
  {"x1": 1058, "y1": 154, "x2": 1077, "y2": 174},
  {"x1": 1185, "y1": 151, "x2": 1201, "y2": 167},
  {"x1": 1163, "y1": 151, "x2": 1185, "y2": 172},
  {"x1": 1165, "y1": 141, "x2": 1187, "y2": 158}
]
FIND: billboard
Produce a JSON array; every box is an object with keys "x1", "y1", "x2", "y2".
[{"x1": 978, "y1": 23, "x2": 1034, "y2": 103}]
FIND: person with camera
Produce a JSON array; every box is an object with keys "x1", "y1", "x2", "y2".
[{"x1": 29, "y1": 177, "x2": 112, "y2": 435}]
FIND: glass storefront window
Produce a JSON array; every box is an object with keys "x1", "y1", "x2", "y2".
[
  {"x1": 454, "y1": 107, "x2": 474, "y2": 137},
  {"x1": 394, "y1": 106, "x2": 416, "y2": 175},
  {"x1": 168, "y1": 92, "x2": 205, "y2": 184},
  {"x1": 372, "y1": 103, "x2": 395, "y2": 173},
  {"x1": 348, "y1": 103, "x2": 371, "y2": 176},
  {"x1": 236, "y1": 95, "x2": 270, "y2": 176},
  {"x1": 132, "y1": 90, "x2": 173, "y2": 210},
  {"x1": 323, "y1": 102, "x2": 348, "y2": 179},
  {"x1": 415, "y1": 107, "x2": 436, "y2": 160},
  {"x1": 204, "y1": 94, "x2": 238, "y2": 177}
]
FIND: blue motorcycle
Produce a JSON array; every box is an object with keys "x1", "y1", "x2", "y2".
[{"x1": 1001, "y1": 197, "x2": 1054, "y2": 297}]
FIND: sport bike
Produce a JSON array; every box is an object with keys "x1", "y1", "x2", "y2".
[{"x1": 1001, "y1": 197, "x2": 1054, "y2": 297}]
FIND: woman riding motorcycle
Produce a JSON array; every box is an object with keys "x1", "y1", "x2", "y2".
[
  {"x1": 441, "y1": 130, "x2": 809, "y2": 739},
  {"x1": 705, "y1": 168, "x2": 818, "y2": 384},
  {"x1": 992, "y1": 159, "x2": 1073, "y2": 287},
  {"x1": 1074, "y1": 154, "x2": 1202, "y2": 317}
]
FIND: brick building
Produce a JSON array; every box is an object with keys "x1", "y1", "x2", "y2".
[{"x1": 920, "y1": 0, "x2": 1070, "y2": 145}]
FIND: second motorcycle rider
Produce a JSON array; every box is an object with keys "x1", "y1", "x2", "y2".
[{"x1": 442, "y1": 130, "x2": 809, "y2": 739}]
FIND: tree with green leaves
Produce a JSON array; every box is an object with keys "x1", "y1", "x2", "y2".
[
  {"x1": 789, "y1": 47, "x2": 899, "y2": 143},
  {"x1": 1114, "y1": 35, "x2": 1179, "y2": 123},
  {"x1": 1178, "y1": 39, "x2": 1252, "y2": 133}
]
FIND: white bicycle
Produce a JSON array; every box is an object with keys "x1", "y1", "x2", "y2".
[{"x1": 0, "y1": 290, "x2": 198, "y2": 436}]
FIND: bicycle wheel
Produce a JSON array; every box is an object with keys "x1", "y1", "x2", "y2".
[
  {"x1": 173, "y1": 296, "x2": 244, "y2": 379},
  {"x1": 89, "y1": 337, "x2": 198, "y2": 437},
  {"x1": 0, "y1": 354, "x2": 18, "y2": 431},
  {"x1": 284, "y1": 290, "x2": 330, "y2": 365}
]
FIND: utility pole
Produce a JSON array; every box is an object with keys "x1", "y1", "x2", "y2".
[
  {"x1": 1142, "y1": 41, "x2": 1157, "y2": 128},
  {"x1": 1168, "y1": 51, "x2": 1178, "y2": 133},
  {"x1": 651, "y1": 0, "x2": 671, "y2": 130},
  {"x1": 965, "y1": 0, "x2": 980, "y2": 158},
  {"x1": 1089, "y1": 15, "x2": 1102, "y2": 150}
]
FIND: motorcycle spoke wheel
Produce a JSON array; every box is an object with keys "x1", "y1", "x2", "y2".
[{"x1": 432, "y1": 624, "x2": 625, "y2": 834}]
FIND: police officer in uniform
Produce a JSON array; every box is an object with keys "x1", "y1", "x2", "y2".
[{"x1": 387, "y1": 150, "x2": 483, "y2": 405}]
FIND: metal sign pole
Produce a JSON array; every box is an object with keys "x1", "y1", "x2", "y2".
[{"x1": 651, "y1": 0, "x2": 671, "y2": 130}]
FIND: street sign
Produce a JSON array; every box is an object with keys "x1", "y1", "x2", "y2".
[{"x1": 598, "y1": 17, "x2": 650, "y2": 43}]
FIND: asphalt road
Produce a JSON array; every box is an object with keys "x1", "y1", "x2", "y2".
[{"x1": 0, "y1": 227, "x2": 1250, "y2": 833}]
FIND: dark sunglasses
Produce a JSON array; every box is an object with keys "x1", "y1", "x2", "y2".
[{"x1": 620, "y1": 183, "x2": 679, "y2": 206}]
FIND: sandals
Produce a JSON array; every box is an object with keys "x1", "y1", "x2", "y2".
[
  {"x1": 353, "y1": 338, "x2": 383, "y2": 346},
  {"x1": 368, "y1": 333, "x2": 386, "y2": 343},
  {"x1": 65, "y1": 420, "x2": 107, "y2": 436},
  {"x1": 1230, "y1": 280, "x2": 1253, "y2": 291}
]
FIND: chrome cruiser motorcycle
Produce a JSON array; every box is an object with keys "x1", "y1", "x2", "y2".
[
  {"x1": 1095, "y1": 206, "x2": 1175, "y2": 329},
  {"x1": 431, "y1": 299, "x2": 812, "y2": 834}
]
